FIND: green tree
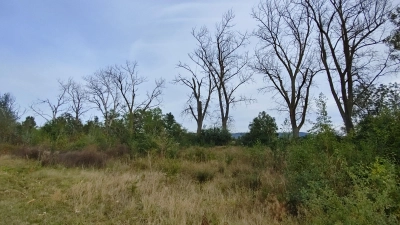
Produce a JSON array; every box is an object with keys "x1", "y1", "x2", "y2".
[
  {"x1": 308, "y1": 93, "x2": 334, "y2": 134},
  {"x1": 18, "y1": 116, "x2": 38, "y2": 145},
  {"x1": 241, "y1": 111, "x2": 278, "y2": 147},
  {"x1": 163, "y1": 112, "x2": 184, "y2": 140},
  {"x1": 41, "y1": 113, "x2": 83, "y2": 148},
  {"x1": 0, "y1": 92, "x2": 19, "y2": 143},
  {"x1": 355, "y1": 109, "x2": 400, "y2": 163},
  {"x1": 353, "y1": 82, "x2": 400, "y2": 121}
]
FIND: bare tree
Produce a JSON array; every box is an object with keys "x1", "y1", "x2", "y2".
[
  {"x1": 192, "y1": 10, "x2": 254, "y2": 130},
  {"x1": 252, "y1": 0, "x2": 320, "y2": 138},
  {"x1": 30, "y1": 80, "x2": 68, "y2": 121},
  {"x1": 174, "y1": 60, "x2": 215, "y2": 135},
  {"x1": 302, "y1": 0, "x2": 395, "y2": 133},
  {"x1": 108, "y1": 61, "x2": 165, "y2": 131},
  {"x1": 84, "y1": 68, "x2": 120, "y2": 127},
  {"x1": 60, "y1": 78, "x2": 89, "y2": 121}
]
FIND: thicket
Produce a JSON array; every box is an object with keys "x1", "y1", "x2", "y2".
[{"x1": 1, "y1": 91, "x2": 400, "y2": 224}]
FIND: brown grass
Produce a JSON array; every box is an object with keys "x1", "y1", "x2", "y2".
[{"x1": 0, "y1": 146, "x2": 295, "y2": 224}]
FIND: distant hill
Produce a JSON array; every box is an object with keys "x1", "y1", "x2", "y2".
[
  {"x1": 231, "y1": 133, "x2": 247, "y2": 139},
  {"x1": 231, "y1": 132, "x2": 307, "y2": 139}
]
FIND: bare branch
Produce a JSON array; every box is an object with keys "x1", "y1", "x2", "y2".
[
  {"x1": 190, "y1": 10, "x2": 253, "y2": 130},
  {"x1": 59, "y1": 78, "x2": 89, "y2": 121},
  {"x1": 302, "y1": 0, "x2": 396, "y2": 133},
  {"x1": 252, "y1": 0, "x2": 320, "y2": 137},
  {"x1": 30, "y1": 81, "x2": 68, "y2": 122}
]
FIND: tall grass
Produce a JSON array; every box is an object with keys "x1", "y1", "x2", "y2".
[{"x1": 0, "y1": 146, "x2": 292, "y2": 224}]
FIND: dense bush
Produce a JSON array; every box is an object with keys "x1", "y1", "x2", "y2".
[
  {"x1": 285, "y1": 134, "x2": 400, "y2": 223},
  {"x1": 240, "y1": 111, "x2": 278, "y2": 148},
  {"x1": 42, "y1": 149, "x2": 107, "y2": 168},
  {"x1": 192, "y1": 127, "x2": 231, "y2": 146},
  {"x1": 355, "y1": 110, "x2": 400, "y2": 164},
  {"x1": 304, "y1": 158, "x2": 400, "y2": 224}
]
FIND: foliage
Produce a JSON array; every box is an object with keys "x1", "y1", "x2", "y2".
[
  {"x1": 0, "y1": 92, "x2": 19, "y2": 143},
  {"x1": 385, "y1": 7, "x2": 400, "y2": 60},
  {"x1": 307, "y1": 93, "x2": 338, "y2": 152},
  {"x1": 355, "y1": 109, "x2": 400, "y2": 164},
  {"x1": 308, "y1": 93, "x2": 334, "y2": 134},
  {"x1": 353, "y1": 82, "x2": 400, "y2": 122},
  {"x1": 195, "y1": 127, "x2": 231, "y2": 146},
  {"x1": 304, "y1": 158, "x2": 400, "y2": 225},
  {"x1": 240, "y1": 111, "x2": 278, "y2": 147}
]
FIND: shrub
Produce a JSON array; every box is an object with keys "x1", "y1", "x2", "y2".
[
  {"x1": 355, "y1": 110, "x2": 400, "y2": 164},
  {"x1": 303, "y1": 158, "x2": 400, "y2": 224},
  {"x1": 159, "y1": 159, "x2": 181, "y2": 178},
  {"x1": 285, "y1": 138, "x2": 351, "y2": 215},
  {"x1": 43, "y1": 150, "x2": 107, "y2": 168},
  {"x1": 12, "y1": 146, "x2": 42, "y2": 160},
  {"x1": 194, "y1": 169, "x2": 215, "y2": 184},
  {"x1": 196, "y1": 127, "x2": 231, "y2": 146},
  {"x1": 240, "y1": 111, "x2": 278, "y2": 148},
  {"x1": 105, "y1": 144, "x2": 130, "y2": 158}
]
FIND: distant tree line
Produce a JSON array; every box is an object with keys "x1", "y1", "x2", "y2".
[{"x1": 1, "y1": 0, "x2": 400, "y2": 151}]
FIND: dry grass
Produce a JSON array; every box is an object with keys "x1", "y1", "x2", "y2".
[{"x1": 0, "y1": 146, "x2": 295, "y2": 224}]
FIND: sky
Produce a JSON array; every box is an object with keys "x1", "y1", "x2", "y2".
[{"x1": 1, "y1": 0, "x2": 399, "y2": 133}]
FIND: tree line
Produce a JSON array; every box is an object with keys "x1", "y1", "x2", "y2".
[{"x1": 2, "y1": 0, "x2": 400, "y2": 144}]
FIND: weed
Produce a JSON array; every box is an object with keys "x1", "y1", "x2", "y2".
[{"x1": 194, "y1": 169, "x2": 215, "y2": 184}]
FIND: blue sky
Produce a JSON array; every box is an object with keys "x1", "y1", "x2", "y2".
[{"x1": 1, "y1": 0, "x2": 399, "y2": 133}]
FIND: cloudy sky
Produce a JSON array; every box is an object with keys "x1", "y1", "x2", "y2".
[{"x1": 1, "y1": 0, "x2": 399, "y2": 133}]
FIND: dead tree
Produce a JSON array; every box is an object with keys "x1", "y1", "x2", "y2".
[
  {"x1": 193, "y1": 10, "x2": 254, "y2": 130},
  {"x1": 30, "y1": 79, "x2": 68, "y2": 122},
  {"x1": 302, "y1": 0, "x2": 395, "y2": 133},
  {"x1": 60, "y1": 78, "x2": 89, "y2": 121},
  {"x1": 108, "y1": 61, "x2": 165, "y2": 131},
  {"x1": 252, "y1": 0, "x2": 320, "y2": 138},
  {"x1": 84, "y1": 68, "x2": 120, "y2": 127},
  {"x1": 174, "y1": 60, "x2": 215, "y2": 135}
]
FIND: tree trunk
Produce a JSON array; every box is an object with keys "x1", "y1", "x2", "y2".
[
  {"x1": 292, "y1": 126, "x2": 300, "y2": 139},
  {"x1": 197, "y1": 121, "x2": 202, "y2": 136},
  {"x1": 343, "y1": 113, "x2": 354, "y2": 134},
  {"x1": 222, "y1": 118, "x2": 228, "y2": 131}
]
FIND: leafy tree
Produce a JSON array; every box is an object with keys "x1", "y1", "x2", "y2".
[
  {"x1": 241, "y1": 111, "x2": 278, "y2": 147},
  {"x1": 41, "y1": 113, "x2": 83, "y2": 144},
  {"x1": 0, "y1": 92, "x2": 19, "y2": 143},
  {"x1": 308, "y1": 93, "x2": 334, "y2": 134},
  {"x1": 21, "y1": 116, "x2": 36, "y2": 130},
  {"x1": 17, "y1": 116, "x2": 38, "y2": 145},
  {"x1": 355, "y1": 109, "x2": 400, "y2": 163},
  {"x1": 163, "y1": 112, "x2": 184, "y2": 140},
  {"x1": 353, "y1": 82, "x2": 400, "y2": 121},
  {"x1": 197, "y1": 127, "x2": 231, "y2": 146}
]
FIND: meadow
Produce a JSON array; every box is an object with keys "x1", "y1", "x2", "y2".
[{"x1": 0, "y1": 146, "x2": 292, "y2": 225}]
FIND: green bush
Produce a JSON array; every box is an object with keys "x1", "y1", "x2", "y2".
[
  {"x1": 304, "y1": 158, "x2": 400, "y2": 224},
  {"x1": 240, "y1": 111, "x2": 278, "y2": 148},
  {"x1": 193, "y1": 169, "x2": 215, "y2": 184},
  {"x1": 200, "y1": 127, "x2": 231, "y2": 146},
  {"x1": 286, "y1": 138, "x2": 352, "y2": 215},
  {"x1": 355, "y1": 110, "x2": 400, "y2": 164}
]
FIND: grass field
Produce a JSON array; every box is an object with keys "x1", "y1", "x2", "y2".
[{"x1": 0, "y1": 146, "x2": 294, "y2": 225}]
